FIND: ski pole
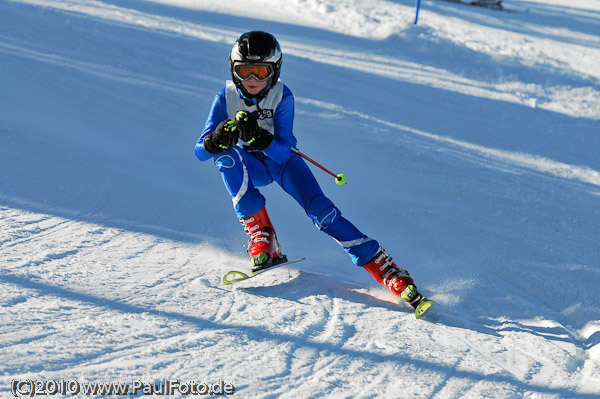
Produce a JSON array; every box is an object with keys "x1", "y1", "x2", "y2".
[{"x1": 292, "y1": 148, "x2": 347, "y2": 185}]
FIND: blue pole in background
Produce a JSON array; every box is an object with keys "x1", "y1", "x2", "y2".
[{"x1": 414, "y1": 0, "x2": 421, "y2": 24}]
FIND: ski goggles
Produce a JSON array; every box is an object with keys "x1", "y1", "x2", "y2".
[{"x1": 232, "y1": 63, "x2": 274, "y2": 82}]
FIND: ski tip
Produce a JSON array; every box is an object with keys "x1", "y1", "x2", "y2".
[
  {"x1": 415, "y1": 299, "x2": 435, "y2": 319},
  {"x1": 223, "y1": 270, "x2": 250, "y2": 285}
]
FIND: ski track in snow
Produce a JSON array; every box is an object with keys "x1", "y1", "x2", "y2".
[
  {"x1": 1, "y1": 0, "x2": 600, "y2": 397},
  {"x1": 296, "y1": 97, "x2": 600, "y2": 192},
  {"x1": 1, "y1": 206, "x2": 599, "y2": 397}
]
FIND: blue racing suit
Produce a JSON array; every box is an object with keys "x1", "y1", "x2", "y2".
[{"x1": 195, "y1": 81, "x2": 379, "y2": 266}]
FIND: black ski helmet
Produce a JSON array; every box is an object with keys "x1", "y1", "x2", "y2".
[{"x1": 229, "y1": 31, "x2": 282, "y2": 101}]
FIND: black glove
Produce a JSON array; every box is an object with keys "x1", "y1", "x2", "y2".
[
  {"x1": 203, "y1": 119, "x2": 239, "y2": 155},
  {"x1": 234, "y1": 111, "x2": 273, "y2": 152}
]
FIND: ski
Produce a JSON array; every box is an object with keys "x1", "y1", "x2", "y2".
[
  {"x1": 414, "y1": 298, "x2": 435, "y2": 319},
  {"x1": 222, "y1": 256, "x2": 306, "y2": 285},
  {"x1": 402, "y1": 284, "x2": 435, "y2": 319}
]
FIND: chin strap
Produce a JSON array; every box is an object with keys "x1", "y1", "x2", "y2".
[{"x1": 236, "y1": 84, "x2": 271, "y2": 106}]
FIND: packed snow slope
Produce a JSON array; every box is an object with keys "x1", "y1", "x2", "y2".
[{"x1": 1, "y1": 0, "x2": 600, "y2": 397}]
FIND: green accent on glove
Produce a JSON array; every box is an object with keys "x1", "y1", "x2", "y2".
[{"x1": 224, "y1": 120, "x2": 237, "y2": 131}]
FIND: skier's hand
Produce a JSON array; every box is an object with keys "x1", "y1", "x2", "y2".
[
  {"x1": 234, "y1": 111, "x2": 273, "y2": 152},
  {"x1": 234, "y1": 111, "x2": 260, "y2": 140},
  {"x1": 203, "y1": 119, "x2": 239, "y2": 155}
]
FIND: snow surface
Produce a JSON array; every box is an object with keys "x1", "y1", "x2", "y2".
[{"x1": 1, "y1": 0, "x2": 599, "y2": 397}]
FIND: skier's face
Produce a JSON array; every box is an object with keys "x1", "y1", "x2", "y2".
[{"x1": 242, "y1": 77, "x2": 268, "y2": 95}]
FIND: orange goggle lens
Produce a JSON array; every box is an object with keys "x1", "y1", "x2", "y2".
[{"x1": 233, "y1": 64, "x2": 273, "y2": 81}]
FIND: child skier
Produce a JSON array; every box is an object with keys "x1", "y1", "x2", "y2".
[{"x1": 195, "y1": 31, "x2": 433, "y2": 315}]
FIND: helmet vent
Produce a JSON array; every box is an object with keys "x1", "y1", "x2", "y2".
[{"x1": 246, "y1": 55, "x2": 261, "y2": 60}]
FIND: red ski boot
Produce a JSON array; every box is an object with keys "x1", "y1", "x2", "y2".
[
  {"x1": 240, "y1": 207, "x2": 284, "y2": 272},
  {"x1": 364, "y1": 247, "x2": 433, "y2": 316}
]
